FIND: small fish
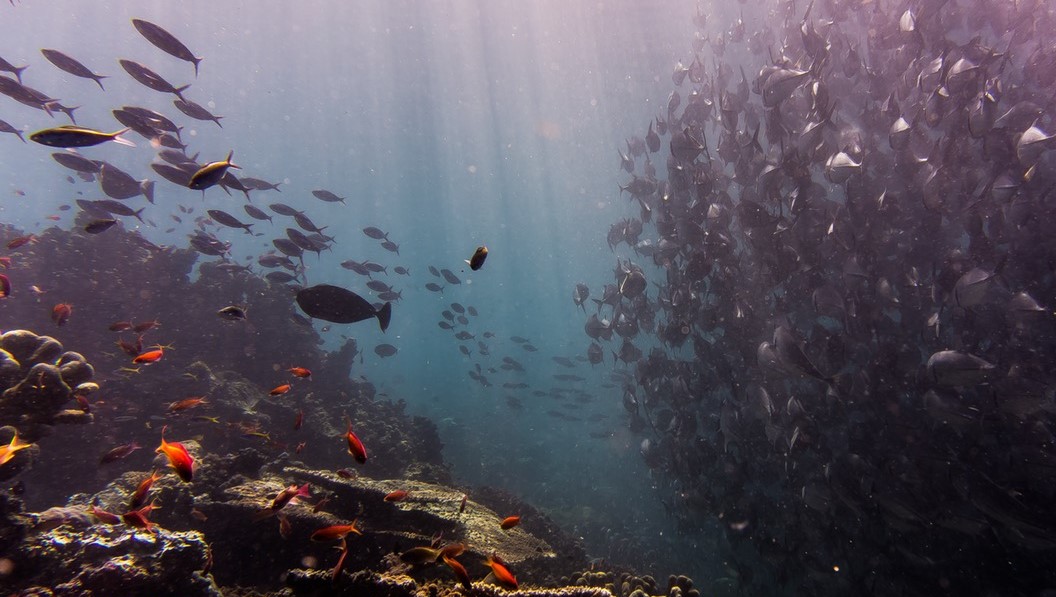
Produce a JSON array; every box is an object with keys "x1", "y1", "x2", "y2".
[
  {"x1": 168, "y1": 396, "x2": 207, "y2": 413},
  {"x1": 133, "y1": 319, "x2": 161, "y2": 333},
  {"x1": 89, "y1": 505, "x2": 122, "y2": 525},
  {"x1": 345, "y1": 420, "x2": 367, "y2": 464},
  {"x1": 132, "y1": 349, "x2": 163, "y2": 364},
  {"x1": 99, "y1": 441, "x2": 142, "y2": 465},
  {"x1": 51, "y1": 303, "x2": 73, "y2": 326},
  {"x1": 500, "y1": 515, "x2": 520, "y2": 530},
  {"x1": 128, "y1": 470, "x2": 162, "y2": 510},
  {"x1": 466, "y1": 246, "x2": 488, "y2": 271},
  {"x1": 84, "y1": 219, "x2": 118, "y2": 234},
  {"x1": 156, "y1": 426, "x2": 194, "y2": 482},
  {"x1": 188, "y1": 150, "x2": 239, "y2": 191},
  {"x1": 263, "y1": 483, "x2": 311, "y2": 514},
  {"x1": 384, "y1": 489, "x2": 409, "y2": 502},
  {"x1": 288, "y1": 367, "x2": 311, "y2": 379},
  {"x1": 310, "y1": 520, "x2": 362, "y2": 542},
  {"x1": 121, "y1": 501, "x2": 159, "y2": 533},
  {"x1": 217, "y1": 305, "x2": 247, "y2": 321},
  {"x1": 30, "y1": 126, "x2": 135, "y2": 148},
  {"x1": 190, "y1": 508, "x2": 208, "y2": 522},
  {"x1": 131, "y1": 19, "x2": 203, "y2": 76},
  {"x1": 335, "y1": 468, "x2": 355, "y2": 479},
  {"x1": 269, "y1": 383, "x2": 291, "y2": 396},
  {"x1": 485, "y1": 555, "x2": 518, "y2": 590},
  {"x1": 0, "y1": 431, "x2": 32, "y2": 467},
  {"x1": 0, "y1": 273, "x2": 10, "y2": 298},
  {"x1": 6, "y1": 234, "x2": 35, "y2": 250},
  {"x1": 442, "y1": 554, "x2": 472, "y2": 591},
  {"x1": 459, "y1": 494, "x2": 467, "y2": 513},
  {"x1": 293, "y1": 410, "x2": 304, "y2": 430},
  {"x1": 193, "y1": 415, "x2": 221, "y2": 424}
]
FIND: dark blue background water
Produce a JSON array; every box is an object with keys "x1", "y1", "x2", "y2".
[{"x1": 0, "y1": 0, "x2": 722, "y2": 582}]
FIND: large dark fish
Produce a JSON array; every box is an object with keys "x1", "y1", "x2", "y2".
[
  {"x1": 40, "y1": 49, "x2": 107, "y2": 90},
  {"x1": 296, "y1": 284, "x2": 391, "y2": 331},
  {"x1": 173, "y1": 99, "x2": 222, "y2": 127},
  {"x1": 131, "y1": 19, "x2": 203, "y2": 76},
  {"x1": 312, "y1": 189, "x2": 345, "y2": 203},
  {"x1": 207, "y1": 209, "x2": 253, "y2": 234},
  {"x1": 119, "y1": 59, "x2": 189, "y2": 99}
]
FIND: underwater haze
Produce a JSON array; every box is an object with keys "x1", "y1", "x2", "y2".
[{"x1": 3, "y1": 0, "x2": 1056, "y2": 595}]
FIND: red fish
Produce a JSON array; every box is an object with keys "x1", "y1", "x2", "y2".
[
  {"x1": 0, "y1": 431, "x2": 31, "y2": 467},
  {"x1": 0, "y1": 257, "x2": 11, "y2": 269},
  {"x1": 442, "y1": 554, "x2": 472, "y2": 591},
  {"x1": 168, "y1": 396, "x2": 207, "y2": 413},
  {"x1": 51, "y1": 303, "x2": 72, "y2": 326},
  {"x1": 295, "y1": 441, "x2": 306, "y2": 454},
  {"x1": 288, "y1": 367, "x2": 312, "y2": 379},
  {"x1": 132, "y1": 348, "x2": 163, "y2": 364},
  {"x1": 253, "y1": 482, "x2": 310, "y2": 522},
  {"x1": 293, "y1": 410, "x2": 303, "y2": 430},
  {"x1": 128, "y1": 470, "x2": 162, "y2": 510},
  {"x1": 331, "y1": 538, "x2": 350, "y2": 582},
  {"x1": 500, "y1": 515, "x2": 521, "y2": 530},
  {"x1": 46, "y1": 214, "x2": 61, "y2": 221},
  {"x1": 89, "y1": 505, "x2": 121, "y2": 525},
  {"x1": 269, "y1": 383, "x2": 291, "y2": 396},
  {"x1": 100, "y1": 441, "x2": 141, "y2": 465},
  {"x1": 156, "y1": 426, "x2": 194, "y2": 482},
  {"x1": 384, "y1": 489, "x2": 409, "y2": 502},
  {"x1": 132, "y1": 319, "x2": 161, "y2": 333},
  {"x1": 345, "y1": 420, "x2": 367, "y2": 464},
  {"x1": 336, "y1": 468, "x2": 355, "y2": 479},
  {"x1": 6, "y1": 234, "x2": 35, "y2": 250},
  {"x1": 109, "y1": 321, "x2": 133, "y2": 332},
  {"x1": 0, "y1": 273, "x2": 10, "y2": 298},
  {"x1": 485, "y1": 555, "x2": 518, "y2": 590},
  {"x1": 121, "y1": 501, "x2": 159, "y2": 533},
  {"x1": 459, "y1": 494, "x2": 468, "y2": 513},
  {"x1": 310, "y1": 520, "x2": 362, "y2": 542}
]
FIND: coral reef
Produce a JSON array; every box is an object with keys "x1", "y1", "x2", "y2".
[{"x1": 0, "y1": 329, "x2": 96, "y2": 440}]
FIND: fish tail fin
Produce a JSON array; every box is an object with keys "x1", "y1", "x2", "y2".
[
  {"x1": 111, "y1": 128, "x2": 136, "y2": 148},
  {"x1": 226, "y1": 150, "x2": 241, "y2": 169},
  {"x1": 12, "y1": 65, "x2": 27, "y2": 84},
  {"x1": 214, "y1": 116, "x2": 223, "y2": 128},
  {"x1": 174, "y1": 84, "x2": 191, "y2": 100},
  {"x1": 133, "y1": 207, "x2": 146, "y2": 223},
  {"x1": 93, "y1": 75, "x2": 108, "y2": 91},
  {"x1": 376, "y1": 302, "x2": 392, "y2": 333},
  {"x1": 141, "y1": 180, "x2": 155, "y2": 204},
  {"x1": 193, "y1": 57, "x2": 203, "y2": 78}
]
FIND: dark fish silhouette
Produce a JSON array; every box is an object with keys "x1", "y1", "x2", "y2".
[
  {"x1": 40, "y1": 49, "x2": 107, "y2": 90},
  {"x1": 296, "y1": 284, "x2": 391, "y2": 331},
  {"x1": 131, "y1": 19, "x2": 203, "y2": 76}
]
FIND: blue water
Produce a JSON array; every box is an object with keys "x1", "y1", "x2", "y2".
[{"x1": 1, "y1": 0, "x2": 714, "y2": 581}]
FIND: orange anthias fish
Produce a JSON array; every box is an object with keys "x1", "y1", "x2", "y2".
[
  {"x1": 128, "y1": 469, "x2": 163, "y2": 510},
  {"x1": 500, "y1": 515, "x2": 521, "y2": 530},
  {"x1": 121, "y1": 501, "x2": 160, "y2": 533},
  {"x1": 132, "y1": 348, "x2": 164, "y2": 364},
  {"x1": 156, "y1": 427, "x2": 194, "y2": 482},
  {"x1": 89, "y1": 505, "x2": 121, "y2": 525},
  {"x1": 51, "y1": 303, "x2": 73, "y2": 326},
  {"x1": 0, "y1": 431, "x2": 32, "y2": 467},
  {"x1": 0, "y1": 273, "x2": 10, "y2": 299},
  {"x1": 293, "y1": 410, "x2": 303, "y2": 431},
  {"x1": 442, "y1": 554, "x2": 472, "y2": 591},
  {"x1": 345, "y1": 420, "x2": 367, "y2": 464},
  {"x1": 384, "y1": 489, "x2": 409, "y2": 502},
  {"x1": 288, "y1": 367, "x2": 312, "y2": 379},
  {"x1": 269, "y1": 383, "x2": 291, "y2": 396},
  {"x1": 485, "y1": 555, "x2": 518, "y2": 590},
  {"x1": 168, "y1": 396, "x2": 207, "y2": 413},
  {"x1": 6, "y1": 234, "x2": 35, "y2": 250},
  {"x1": 310, "y1": 519, "x2": 362, "y2": 542},
  {"x1": 268, "y1": 483, "x2": 310, "y2": 511}
]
